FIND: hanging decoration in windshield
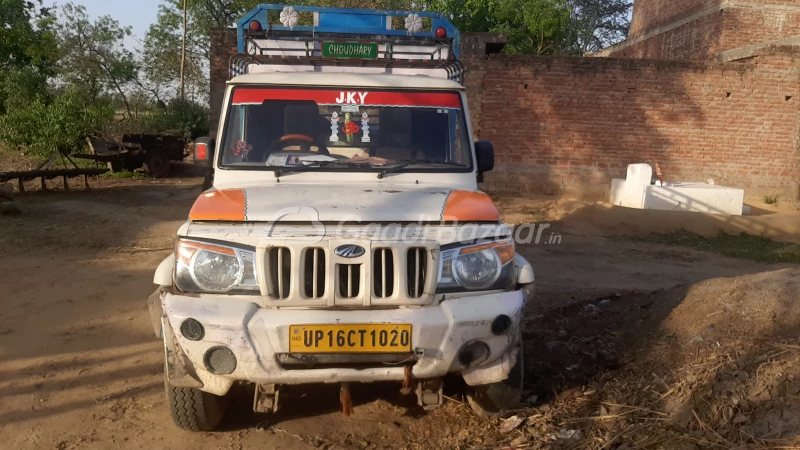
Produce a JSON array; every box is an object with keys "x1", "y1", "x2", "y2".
[{"x1": 232, "y1": 89, "x2": 461, "y2": 109}]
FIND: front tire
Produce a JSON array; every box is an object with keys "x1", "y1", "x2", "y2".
[
  {"x1": 466, "y1": 342, "x2": 524, "y2": 417},
  {"x1": 165, "y1": 371, "x2": 228, "y2": 431}
]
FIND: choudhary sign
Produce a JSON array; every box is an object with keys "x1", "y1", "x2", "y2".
[{"x1": 322, "y1": 42, "x2": 379, "y2": 59}]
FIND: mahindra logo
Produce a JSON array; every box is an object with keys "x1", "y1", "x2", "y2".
[{"x1": 335, "y1": 244, "x2": 366, "y2": 258}]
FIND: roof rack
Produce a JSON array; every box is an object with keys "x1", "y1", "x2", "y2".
[{"x1": 231, "y1": 4, "x2": 464, "y2": 83}]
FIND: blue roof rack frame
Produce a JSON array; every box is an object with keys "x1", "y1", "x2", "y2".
[{"x1": 236, "y1": 4, "x2": 461, "y2": 59}]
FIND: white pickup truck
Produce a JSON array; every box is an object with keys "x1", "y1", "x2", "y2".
[{"x1": 147, "y1": 4, "x2": 534, "y2": 431}]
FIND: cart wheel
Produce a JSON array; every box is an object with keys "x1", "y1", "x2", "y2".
[
  {"x1": 107, "y1": 160, "x2": 124, "y2": 173},
  {"x1": 145, "y1": 150, "x2": 171, "y2": 178},
  {"x1": 123, "y1": 159, "x2": 142, "y2": 172}
]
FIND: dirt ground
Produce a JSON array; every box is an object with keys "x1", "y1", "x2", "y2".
[{"x1": 1, "y1": 176, "x2": 799, "y2": 449}]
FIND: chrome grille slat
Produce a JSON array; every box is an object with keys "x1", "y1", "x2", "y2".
[
  {"x1": 348, "y1": 264, "x2": 353, "y2": 297},
  {"x1": 414, "y1": 249, "x2": 419, "y2": 297},
  {"x1": 337, "y1": 263, "x2": 361, "y2": 299},
  {"x1": 407, "y1": 247, "x2": 427, "y2": 299},
  {"x1": 312, "y1": 248, "x2": 319, "y2": 298},
  {"x1": 301, "y1": 248, "x2": 326, "y2": 299},
  {"x1": 267, "y1": 247, "x2": 292, "y2": 300},
  {"x1": 381, "y1": 249, "x2": 387, "y2": 298},
  {"x1": 277, "y1": 247, "x2": 284, "y2": 299},
  {"x1": 372, "y1": 248, "x2": 395, "y2": 299}
]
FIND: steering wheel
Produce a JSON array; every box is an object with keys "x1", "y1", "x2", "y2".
[{"x1": 269, "y1": 134, "x2": 330, "y2": 156}]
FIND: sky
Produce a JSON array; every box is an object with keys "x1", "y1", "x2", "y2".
[{"x1": 57, "y1": 0, "x2": 164, "y2": 50}]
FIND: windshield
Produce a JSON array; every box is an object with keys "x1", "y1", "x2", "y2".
[{"x1": 219, "y1": 87, "x2": 472, "y2": 173}]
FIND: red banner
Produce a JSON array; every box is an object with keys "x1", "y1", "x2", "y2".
[{"x1": 232, "y1": 88, "x2": 461, "y2": 109}]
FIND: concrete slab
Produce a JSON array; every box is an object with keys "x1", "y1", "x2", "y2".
[{"x1": 610, "y1": 164, "x2": 745, "y2": 216}]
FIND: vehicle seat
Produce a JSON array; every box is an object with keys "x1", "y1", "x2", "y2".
[{"x1": 266, "y1": 104, "x2": 329, "y2": 155}]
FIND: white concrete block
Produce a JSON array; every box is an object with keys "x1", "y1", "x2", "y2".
[
  {"x1": 642, "y1": 183, "x2": 745, "y2": 216},
  {"x1": 610, "y1": 179, "x2": 646, "y2": 208},
  {"x1": 626, "y1": 163, "x2": 653, "y2": 186}
]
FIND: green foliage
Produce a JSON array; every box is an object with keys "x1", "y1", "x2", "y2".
[
  {"x1": 422, "y1": 0, "x2": 569, "y2": 54},
  {"x1": 100, "y1": 170, "x2": 144, "y2": 179},
  {"x1": 0, "y1": 0, "x2": 57, "y2": 115},
  {"x1": 56, "y1": 3, "x2": 138, "y2": 116},
  {"x1": 143, "y1": 98, "x2": 210, "y2": 141},
  {"x1": 0, "y1": 0, "x2": 58, "y2": 73},
  {"x1": 0, "y1": 89, "x2": 113, "y2": 157},
  {"x1": 642, "y1": 232, "x2": 800, "y2": 264},
  {"x1": 763, "y1": 195, "x2": 779, "y2": 205},
  {"x1": 142, "y1": 2, "x2": 208, "y2": 102},
  {"x1": 561, "y1": 0, "x2": 631, "y2": 54},
  {"x1": 495, "y1": 0, "x2": 571, "y2": 54},
  {"x1": 423, "y1": 0, "x2": 630, "y2": 55},
  {"x1": 0, "y1": 66, "x2": 50, "y2": 115}
]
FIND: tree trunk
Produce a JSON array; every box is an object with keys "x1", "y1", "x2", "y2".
[{"x1": 180, "y1": 0, "x2": 187, "y2": 100}]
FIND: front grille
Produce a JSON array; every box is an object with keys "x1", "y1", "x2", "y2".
[
  {"x1": 407, "y1": 248, "x2": 427, "y2": 298},
  {"x1": 261, "y1": 241, "x2": 435, "y2": 306},
  {"x1": 303, "y1": 248, "x2": 326, "y2": 298},
  {"x1": 267, "y1": 247, "x2": 291, "y2": 299},
  {"x1": 373, "y1": 248, "x2": 395, "y2": 298},
  {"x1": 337, "y1": 264, "x2": 361, "y2": 298}
]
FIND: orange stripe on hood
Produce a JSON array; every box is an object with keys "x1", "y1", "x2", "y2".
[
  {"x1": 442, "y1": 190, "x2": 500, "y2": 222},
  {"x1": 189, "y1": 188, "x2": 246, "y2": 221}
]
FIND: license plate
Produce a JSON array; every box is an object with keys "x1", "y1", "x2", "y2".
[{"x1": 289, "y1": 324, "x2": 412, "y2": 353}]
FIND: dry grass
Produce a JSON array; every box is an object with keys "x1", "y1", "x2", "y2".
[{"x1": 437, "y1": 337, "x2": 800, "y2": 449}]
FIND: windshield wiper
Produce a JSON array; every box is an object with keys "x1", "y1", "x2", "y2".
[
  {"x1": 377, "y1": 160, "x2": 463, "y2": 179},
  {"x1": 274, "y1": 160, "x2": 357, "y2": 178}
]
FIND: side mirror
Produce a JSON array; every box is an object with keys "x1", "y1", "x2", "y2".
[
  {"x1": 475, "y1": 141, "x2": 494, "y2": 182},
  {"x1": 194, "y1": 137, "x2": 216, "y2": 169}
]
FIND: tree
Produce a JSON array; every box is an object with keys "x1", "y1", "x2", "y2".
[
  {"x1": 0, "y1": 0, "x2": 57, "y2": 115},
  {"x1": 142, "y1": 3, "x2": 208, "y2": 103},
  {"x1": 55, "y1": 3, "x2": 138, "y2": 117},
  {"x1": 0, "y1": 67, "x2": 50, "y2": 115},
  {"x1": 0, "y1": 0, "x2": 57, "y2": 72},
  {"x1": 493, "y1": 0, "x2": 571, "y2": 54},
  {"x1": 424, "y1": 0, "x2": 630, "y2": 55},
  {"x1": 0, "y1": 89, "x2": 112, "y2": 157},
  {"x1": 144, "y1": 98, "x2": 210, "y2": 140},
  {"x1": 560, "y1": 0, "x2": 631, "y2": 55},
  {"x1": 423, "y1": 0, "x2": 570, "y2": 55}
]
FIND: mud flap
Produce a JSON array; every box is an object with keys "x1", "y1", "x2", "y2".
[
  {"x1": 163, "y1": 317, "x2": 204, "y2": 389},
  {"x1": 148, "y1": 287, "x2": 167, "y2": 339}
]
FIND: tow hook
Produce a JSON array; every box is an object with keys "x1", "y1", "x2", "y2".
[
  {"x1": 253, "y1": 383, "x2": 280, "y2": 413},
  {"x1": 416, "y1": 378, "x2": 443, "y2": 411}
]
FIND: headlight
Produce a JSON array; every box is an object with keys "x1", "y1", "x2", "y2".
[
  {"x1": 437, "y1": 240, "x2": 515, "y2": 292},
  {"x1": 175, "y1": 239, "x2": 259, "y2": 294}
]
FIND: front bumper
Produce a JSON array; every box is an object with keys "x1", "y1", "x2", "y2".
[{"x1": 162, "y1": 289, "x2": 525, "y2": 396}]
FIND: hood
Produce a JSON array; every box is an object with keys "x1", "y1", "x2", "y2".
[{"x1": 188, "y1": 185, "x2": 500, "y2": 223}]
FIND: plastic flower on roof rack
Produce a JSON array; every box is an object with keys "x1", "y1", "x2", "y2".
[
  {"x1": 405, "y1": 13, "x2": 423, "y2": 35},
  {"x1": 280, "y1": 6, "x2": 299, "y2": 30}
]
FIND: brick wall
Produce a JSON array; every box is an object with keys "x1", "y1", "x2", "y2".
[
  {"x1": 606, "y1": 10, "x2": 725, "y2": 61},
  {"x1": 209, "y1": 30, "x2": 800, "y2": 199},
  {"x1": 604, "y1": 1, "x2": 800, "y2": 61},
  {"x1": 473, "y1": 50, "x2": 800, "y2": 198},
  {"x1": 209, "y1": 29, "x2": 239, "y2": 136},
  {"x1": 721, "y1": 5, "x2": 800, "y2": 53},
  {"x1": 630, "y1": 0, "x2": 717, "y2": 36}
]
